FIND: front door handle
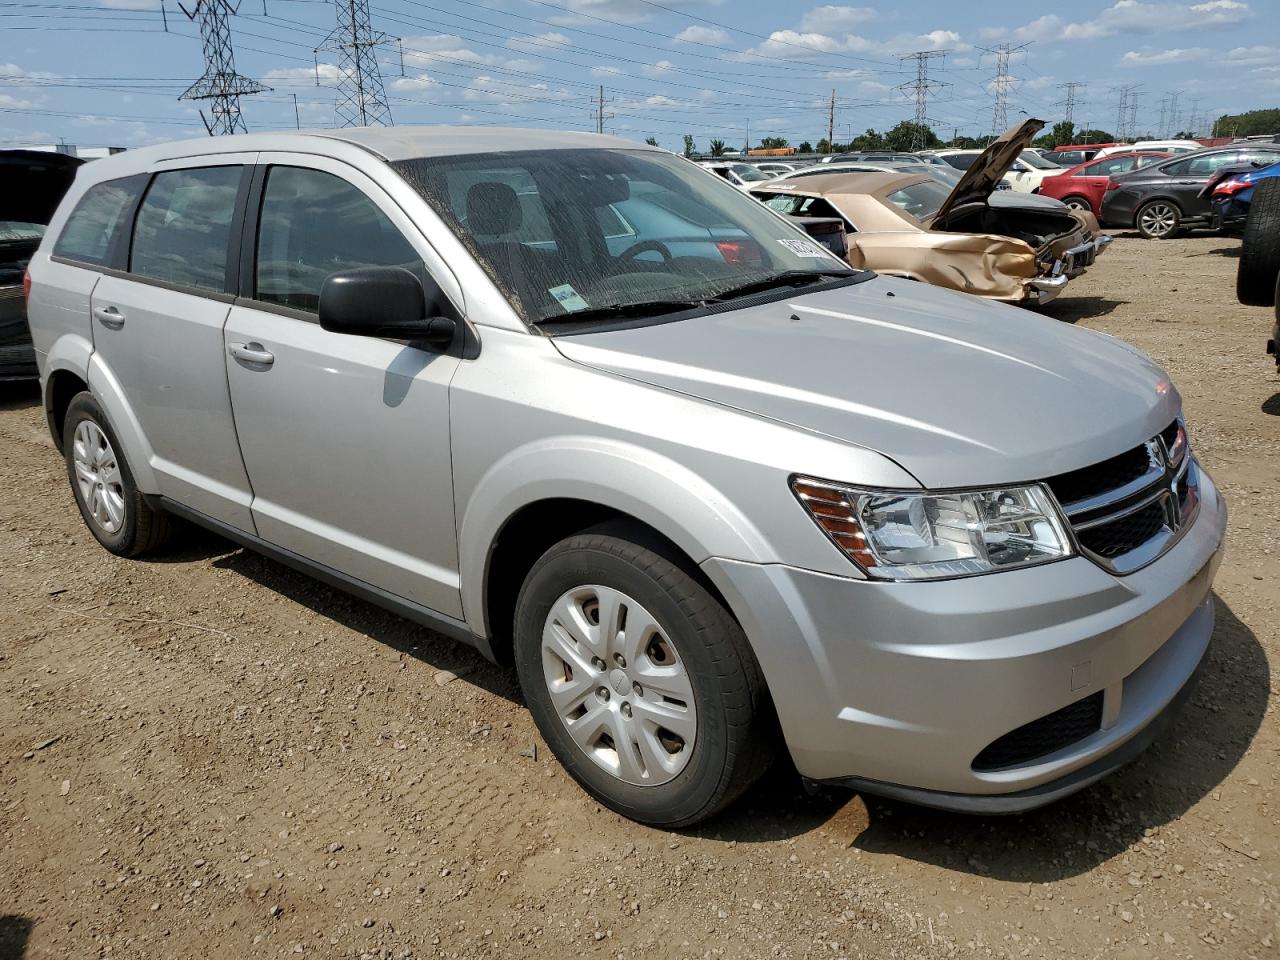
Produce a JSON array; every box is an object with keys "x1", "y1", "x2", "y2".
[
  {"x1": 228, "y1": 341, "x2": 275, "y2": 366},
  {"x1": 93, "y1": 306, "x2": 125, "y2": 329}
]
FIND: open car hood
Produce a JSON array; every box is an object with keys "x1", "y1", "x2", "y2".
[
  {"x1": 0, "y1": 150, "x2": 83, "y2": 226},
  {"x1": 930, "y1": 119, "x2": 1044, "y2": 226}
]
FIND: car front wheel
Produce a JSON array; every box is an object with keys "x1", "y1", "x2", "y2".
[
  {"x1": 513, "y1": 521, "x2": 778, "y2": 827},
  {"x1": 1062, "y1": 196, "x2": 1092, "y2": 213},
  {"x1": 1136, "y1": 199, "x2": 1181, "y2": 239}
]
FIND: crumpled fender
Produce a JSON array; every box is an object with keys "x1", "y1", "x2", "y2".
[{"x1": 848, "y1": 231, "x2": 1037, "y2": 300}]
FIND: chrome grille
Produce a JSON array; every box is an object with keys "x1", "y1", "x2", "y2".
[{"x1": 1044, "y1": 420, "x2": 1198, "y2": 575}]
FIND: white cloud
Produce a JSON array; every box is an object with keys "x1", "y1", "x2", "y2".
[
  {"x1": 591, "y1": 65, "x2": 625, "y2": 77},
  {"x1": 737, "y1": 29, "x2": 880, "y2": 60},
  {"x1": 1121, "y1": 46, "x2": 1213, "y2": 65},
  {"x1": 1227, "y1": 45, "x2": 1279, "y2": 65},
  {"x1": 0, "y1": 62, "x2": 56, "y2": 81},
  {"x1": 391, "y1": 73, "x2": 436, "y2": 92},
  {"x1": 0, "y1": 93, "x2": 37, "y2": 109},
  {"x1": 642, "y1": 59, "x2": 675, "y2": 76},
  {"x1": 798, "y1": 6, "x2": 876, "y2": 33},
  {"x1": 263, "y1": 64, "x2": 344, "y2": 84},
  {"x1": 505, "y1": 32, "x2": 570, "y2": 54},
  {"x1": 674, "y1": 25, "x2": 729, "y2": 45},
  {"x1": 100, "y1": 0, "x2": 161, "y2": 9},
  {"x1": 989, "y1": 0, "x2": 1251, "y2": 44}
]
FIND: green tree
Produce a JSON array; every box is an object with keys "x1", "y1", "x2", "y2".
[
  {"x1": 797, "y1": 140, "x2": 814, "y2": 153},
  {"x1": 816, "y1": 137, "x2": 831, "y2": 154},
  {"x1": 1212, "y1": 108, "x2": 1280, "y2": 137},
  {"x1": 850, "y1": 128, "x2": 885, "y2": 151},
  {"x1": 883, "y1": 120, "x2": 940, "y2": 152},
  {"x1": 682, "y1": 134, "x2": 695, "y2": 158},
  {"x1": 644, "y1": 136, "x2": 659, "y2": 146},
  {"x1": 1073, "y1": 128, "x2": 1116, "y2": 144},
  {"x1": 709, "y1": 138, "x2": 727, "y2": 157},
  {"x1": 759, "y1": 136, "x2": 789, "y2": 149},
  {"x1": 1037, "y1": 120, "x2": 1075, "y2": 148}
]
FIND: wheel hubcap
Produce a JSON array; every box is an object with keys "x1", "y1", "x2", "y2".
[
  {"x1": 72, "y1": 420, "x2": 125, "y2": 535},
  {"x1": 540, "y1": 585, "x2": 696, "y2": 786},
  {"x1": 1141, "y1": 204, "x2": 1176, "y2": 236}
]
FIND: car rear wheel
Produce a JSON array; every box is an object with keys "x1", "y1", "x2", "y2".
[
  {"x1": 513, "y1": 521, "x2": 778, "y2": 827},
  {"x1": 1237, "y1": 178, "x2": 1280, "y2": 307},
  {"x1": 63, "y1": 392, "x2": 172, "y2": 557},
  {"x1": 1136, "y1": 200, "x2": 1181, "y2": 239},
  {"x1": 1062, "y1": 196, "x2": 1092, "y2": 213}
]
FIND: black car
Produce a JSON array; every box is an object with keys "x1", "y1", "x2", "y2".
[
  {"x1": 1099, "y1": 143, "x2": 1280, "y2": 239},
  {"x1": 1, "y1": 150, "x2": 83, "y2": 380}
]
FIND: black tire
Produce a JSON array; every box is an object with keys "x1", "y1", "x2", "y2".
[
  {"x1": 63, "y1": 391, "x2": 172, "y2": 557},
  {"x1": 1237, "y1": 178, "x2": 1280, "y2": 307},
  {"x1": 1062, "y1": 196, "x2": 1093, "y2": 213},
  {"x1": 1135, "y1": 199, "x2": 1182, "y2": 239},
  {"x1": 513, "y1": 521, "x2": 778, "y2": 827}
]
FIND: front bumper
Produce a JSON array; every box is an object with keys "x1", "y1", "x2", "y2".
[{"x1": 703, "y1": 467, "x2": 1227, "y2": 811}]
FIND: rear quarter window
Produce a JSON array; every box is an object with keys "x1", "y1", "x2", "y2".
[{"x1": 52, "y1": 175, "x2": 146, "y2": 266}]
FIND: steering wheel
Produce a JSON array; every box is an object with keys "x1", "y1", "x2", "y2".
[{"x1": 616, "y1": 239, "x2": 673, "y2": 264}]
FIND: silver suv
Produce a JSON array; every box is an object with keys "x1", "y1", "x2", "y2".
[{"x1": 26, "y1": 128, "x2": 1226, "y2": 826}]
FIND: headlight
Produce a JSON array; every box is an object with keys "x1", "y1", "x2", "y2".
[{"x1": 792, "y1": 477, "x2": 1073, "y2": 581}]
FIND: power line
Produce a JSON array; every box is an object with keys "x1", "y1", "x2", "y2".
[{"x1": 177, "y1": 0, "x2": 269, "y2": 135}]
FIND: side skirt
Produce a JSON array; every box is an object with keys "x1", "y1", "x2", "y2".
[{"x1": 152, "y1": 495, "x2": 496, "y2": 662}]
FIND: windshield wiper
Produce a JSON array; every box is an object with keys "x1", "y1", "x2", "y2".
[
  {"x1": 532, "y1": 298, "x2": 706, "y2": 326},
  {"x1": 705, "y1": 269, "x2": 859, "y2": 304}
]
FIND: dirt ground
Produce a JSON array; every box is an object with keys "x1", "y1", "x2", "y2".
[{"x1": 1, "y1": 233, "x2": 1277, "y2": 960}]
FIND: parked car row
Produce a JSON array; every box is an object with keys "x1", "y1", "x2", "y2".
[{"x1": 19, "y1": 123, "x2": 1224, "y2": 829}]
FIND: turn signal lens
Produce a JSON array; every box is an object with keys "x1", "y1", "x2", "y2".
[
  {"x1": 22, "y1": 269, "x2": 31, "y2": 303},
  {"x1": 791, "y1": 477, "x2": 1073, "y2": 581}
]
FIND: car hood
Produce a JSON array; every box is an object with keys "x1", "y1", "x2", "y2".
[
  {"x1": 0, "y1": 150, "x2": 83, "y2": 225},
  {"x1": 552, "y1": 275, "x2": 1179, "y2": 488},
  {"x1": 933, "y1": 119, "x2": 1046, "y2": 224}
]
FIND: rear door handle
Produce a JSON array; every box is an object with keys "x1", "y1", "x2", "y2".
[
  {"x1": 93, "y1": 306, "x2": 125, "y2": 329},
  {"x1": 228, "y1": 341, "x2": 275, "y2": 366}
]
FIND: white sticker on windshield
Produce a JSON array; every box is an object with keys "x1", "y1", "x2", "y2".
[
  {"x1": 549, "y1": 283, "x2": 589, "y2": 313},
  {"x1": 776, "y1": 238, "x2": 831, "y2": 258}
]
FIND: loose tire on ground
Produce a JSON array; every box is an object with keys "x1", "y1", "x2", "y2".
[
  {"x1": 513, "y1": 520, "x2": 778, "y2": 827},
  {"x1": 63, "y1": 391, "x2": 172, "y2": 557},
  {"x1": 1237, "y1": 178, "x2": 1280, "y2": 307}
]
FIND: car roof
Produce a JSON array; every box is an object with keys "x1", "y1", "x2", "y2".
[{"x1": 750, "y1": 170, "x2": 923, "y2": 195}]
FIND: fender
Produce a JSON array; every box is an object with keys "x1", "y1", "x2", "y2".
[
  {"x1": 84, "y1": 350, "x2": 160, "y2": 494},
  {"x1": 457, "y1": 435, "x2": 774, "y2": 638}
]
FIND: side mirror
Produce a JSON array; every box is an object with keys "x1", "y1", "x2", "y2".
[{"x1": 318, "y1": 266, "x2": 456, "y2": 348}]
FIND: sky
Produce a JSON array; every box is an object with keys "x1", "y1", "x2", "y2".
[{"x1": 1, "y1": 0, "x2": 1277, "y2": 151}]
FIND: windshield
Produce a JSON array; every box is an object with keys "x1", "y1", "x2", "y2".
[
  {"x1": 393, "y1": 148, "x2": 853, "y2": 324},
  {"x1": 1019, "y1": 150, "x2": 1061, "y2": 170},
  {"x1": 730, "y1": 163, "x2": 773, "y2": 182},
  {"x1": 0, "y1": 221, "x2": 45, "y2": 241},
  {"x1": 885, "y1": 179, "x2": 952, "y2": 222}
]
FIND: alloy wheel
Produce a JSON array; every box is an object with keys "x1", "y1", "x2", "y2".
[
  {"x1": 540, "y1": 584, "x2": 697, "y2": 786},
  {"x1": 1139, "y1": 202, "x2": 1178, "y2": 238},
  {"x1": 1064, "y1": 197, "x2": 1091, "y2": 211},
  {"x1": 72, "y1": 420, "x2": 125, "y2": 534}
]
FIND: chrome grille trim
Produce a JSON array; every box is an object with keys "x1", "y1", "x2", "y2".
[{"x1": 1045, "y1": 422, "x2": 1200, "y2": 576}]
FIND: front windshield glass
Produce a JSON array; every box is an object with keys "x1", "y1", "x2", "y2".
[
  {"x1": 0, "y1": 221, "x2": 45, "y2": 241},
  {"x1": 1019, "y1": 150, "x2": 1061, "y2": 170},
  {"x1": 393, "y1": 149, "x2": 852, "y2": 324},
  {"x1": 730, "y1": 163, "x2": 773, "y2": 182},
  {"x1": 885, "y1": 179, "x2": 952, "y2": 221}
]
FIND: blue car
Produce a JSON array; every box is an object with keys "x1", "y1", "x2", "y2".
[{"x1": 1208, "y1": 159, "x2": 1280, "y2": 230}]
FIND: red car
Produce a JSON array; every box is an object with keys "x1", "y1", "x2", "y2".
[{"x1": 1039, "y1": 152, "x2": 1171, "y2": 216}]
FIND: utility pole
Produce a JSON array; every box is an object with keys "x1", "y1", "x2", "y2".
[
  {"x1": 827, "y1": 89, "x2": 835, "y2": 153},
  {"x1": 896, "y1": 50, "x2": 949, "y2": 151},
  {"x1": 591, "y1": 85, "x2": 613, "y2": 135},
  {"x1": 316, "y1": 0, "x2": 396, "y2": 127},
  {"x1": 178, "y1": 0, "x2": 268, "y2": 135},
  {"x1": 291, "y1": 92, "x2": 300, "y2": 129},
  {"x1": 1061, "y1": 80, "x2": 1084, "y2": 126},
  {"x1": 980, "y1": 43, "x2": 1029, "y2": 134}
]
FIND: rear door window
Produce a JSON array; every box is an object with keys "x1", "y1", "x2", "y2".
[
  {"x1": 53, "y1": 176, "x2": 146, "y2": 266},
  {"x1": 130, "y1": 166, "x2": 242, "y2": 291},
  {"x1": 254, "y1": 165, "x2": 423, "y2": 312}
]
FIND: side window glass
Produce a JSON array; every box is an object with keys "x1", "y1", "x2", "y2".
[
  {"x1": 255, "y1": 166, "x2": 423, "y2": 312},
  {"x1": 53, "y1": 176, "x2": 144, "y2": 266},
  {"x1": 130, "y1": 166, "x2": 241, "y2": 291}
]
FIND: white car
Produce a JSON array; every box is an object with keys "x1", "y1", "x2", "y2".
[
  {"x1": 924, "y1": 148, "x2": 1065, "y2": 193},
  {"x1": 695, "y1": 160, "x2": 776, "y2": 190},
  {"x1": 1094, "y1": 140, "x2": 1202, "y2": 159}
]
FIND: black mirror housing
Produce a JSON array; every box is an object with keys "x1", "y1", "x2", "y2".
[{"x1": 318, "y1": 266, "x2": 456, "y2": 348}]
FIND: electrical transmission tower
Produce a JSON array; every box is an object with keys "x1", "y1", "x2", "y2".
[
  {"x1": 980, "y1": 43, "x2": 1029, "y2": 134},
  {"x1": 896, "y1": 50, "x2": 948, "y2": 150},
  {"x1": 1061, "y1": 81, "x2": 1085, "y2": 126},
  {"x1": 1165, "y1": 90, "x2": 1181, "y2": 137},
  {"x1": 316, "y1": 0, "x2": 399, "y2": 127},
  {"x1": 1114, "y1": 83, "x2": 1141, "y2": 140},
  {"x1": 178, "y1": 0, "x2": 268, "y2": 136}
]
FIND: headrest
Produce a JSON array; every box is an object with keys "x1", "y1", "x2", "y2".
[{"x1": 466, "y1": 181, "x2": 522, "y2": 235}]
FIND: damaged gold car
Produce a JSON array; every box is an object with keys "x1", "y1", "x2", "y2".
[{"x1": 749, "y1": 119, "x2": 1111, "y2": 304}]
